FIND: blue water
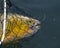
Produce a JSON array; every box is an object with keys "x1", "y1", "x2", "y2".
[{"x1": 0, "y1": 0, "x2": 60, "y2": 48}]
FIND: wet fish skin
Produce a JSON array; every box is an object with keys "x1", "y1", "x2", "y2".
[{"x1": 0, "y1": 14, "x2": 40, "y2": 44}]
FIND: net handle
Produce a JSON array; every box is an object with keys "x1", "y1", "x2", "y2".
[{"x1": 0, "y1": 0, "x2": 6, "y2": 45}]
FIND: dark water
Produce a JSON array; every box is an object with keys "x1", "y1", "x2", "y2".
[
  {"x1": 0, "y1": 0, "x2": 60, "y2": 48},
  {"x1": 11, "y1": 0, "x2": 60, "y2": 48}
]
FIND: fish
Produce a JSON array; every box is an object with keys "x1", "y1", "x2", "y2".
[{"x1": 0, "y1": 13, "x2": 40, "y2": 44}]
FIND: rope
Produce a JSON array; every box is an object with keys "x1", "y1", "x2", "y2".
[{"x1": 0, "y1": 0, "x2": 6, "y2": 45}]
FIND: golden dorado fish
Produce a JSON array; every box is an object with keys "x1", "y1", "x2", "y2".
[{"x1": 0, "y1": 13, "x2": 40, "y2": 44}]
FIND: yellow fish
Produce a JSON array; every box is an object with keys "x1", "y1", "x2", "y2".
[{"x1": 0, "y1": 13, "x2": 40, "y2": 44}]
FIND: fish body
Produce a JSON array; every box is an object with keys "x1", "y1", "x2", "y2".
[{"x1": 0, "y1": 13, "x2": 40, "y2": 44}]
